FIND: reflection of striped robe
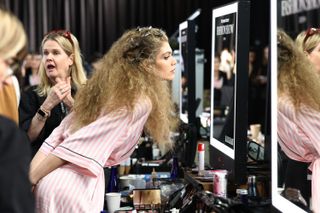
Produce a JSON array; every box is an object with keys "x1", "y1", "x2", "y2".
[
  {"x1": 35, "y1": 98, "x2": 151, "y2": 213},
  {"x1": 278, "y1": 96, "x2": 320, "y2": 212}
]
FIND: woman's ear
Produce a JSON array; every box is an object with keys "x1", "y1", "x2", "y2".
[{"x1": 68, "y1": 54, "x2": 74, "y2": 66}]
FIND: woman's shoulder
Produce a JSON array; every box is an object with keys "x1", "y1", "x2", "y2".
[
  {"x1": 22, "y1": 85, "x2": 39, "y2": 96},
  {"x1": 278, "y1": 95, "x2": 293, "y2": 106},
  {"x1": 135, "y1": 96, "x2": 152, "y2": 111},
  {"x1": 20, "y1": 85, "x2": 43, "y2": 103},
  {"x1": 278, "y1": 95, "x2": 296, "y2": 117}
]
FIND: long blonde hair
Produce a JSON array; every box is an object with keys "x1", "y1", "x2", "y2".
[
  {"x1": 0, "y1": 9, "x2": 27, "y2": 61},
  {"x1": 73, "y1": 27, "x2": 178, "y2": 147},
  {"x1": 278, "y1": 29, "x2": 320, "y2": 110},
  {"x1": 36, "y1": 30, "x2": 87, "y2": 96}
]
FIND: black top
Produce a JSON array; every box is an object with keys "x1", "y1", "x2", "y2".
[
  {"x1": 214, "y1": 70, "x2": 229, "y2": 107},
  {"x1": 19, "y1": 86, "x2": 71, "y2": 156},
  {"x1": 0, "y1": 116, "x2": 34, "y2": 212}
]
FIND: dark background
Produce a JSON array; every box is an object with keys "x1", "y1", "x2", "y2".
[{"x1": 0, "y1": 0, "x2": 269, "y2": 89}]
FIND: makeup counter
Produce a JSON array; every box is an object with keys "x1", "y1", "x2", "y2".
[{"x1": 102, "y1": 129, "x2": 274, "y2": 213}]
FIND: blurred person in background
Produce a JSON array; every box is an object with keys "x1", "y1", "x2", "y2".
[
  {"x1": 22, "y1": 52, "x2": 41, "y2": 89},
  {"x1": 19, "y1": 30, "x2": 87, "y2": 156},
  {"x1": 0, "y1": 8, "x2": 34, "y2": 212},
  {"x1": 0, "y1": 8, "x2": 26, "y2": 124}
]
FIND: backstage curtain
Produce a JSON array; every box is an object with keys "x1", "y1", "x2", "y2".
[{"x1": 0, "y1": 0, "x2": 206, "y2": 62}]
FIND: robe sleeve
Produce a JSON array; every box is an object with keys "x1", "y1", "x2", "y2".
[
  {"x1": 297, "y1": 106, "x2": 320, "y2": 213},
  {"x1": 40, "y1": 113, "x2": 75, "y2": 155},
  {"x1": 48, "y1": 110, "x2": 133, "y2": 177},
  {"x1": 297, "y1": 106, "x2": 320, "y2": 156}
]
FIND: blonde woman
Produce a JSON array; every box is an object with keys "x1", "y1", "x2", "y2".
[
  {"x1": 296, "y1": 28, "x2": 320, "y2": 73},
  {"x1": 0, "y1": 8, "x2": 27, "y2": 124},
  {"x1": 278, "y1": 30, "x2": 320, "y2": 213},
  {"x1": 19, "y1": 30, "x2": 87, "y2": 156},
  {"x1": 30, "y1": 27, "x2": 177, "y2": 212},
  {"x1": 0, "y1": 8, "x2": 34, "y2": 212}
]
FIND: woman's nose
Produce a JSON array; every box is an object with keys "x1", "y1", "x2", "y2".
[
  {"x1": 172, "y1": 57, "x2": 177, "y2": 65},
  {"x1": 46, "y1": 53, "x2": 53, "y2": 61}
]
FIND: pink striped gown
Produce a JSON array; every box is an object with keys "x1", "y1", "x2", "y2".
[
  {"x1": 34, "y1": 97, "x2": 152, "y2": 213},
  {"x1": 278, "y1": 96, "x2": 320, "y2": 212}
]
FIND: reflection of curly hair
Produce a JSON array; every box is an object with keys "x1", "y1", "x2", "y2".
[
  {"x1": 278, "y1": 29, "x2": 320, "y2": 110},
  {"x1": 72, "y1": 27, "x2": 178, "y2": 147}
]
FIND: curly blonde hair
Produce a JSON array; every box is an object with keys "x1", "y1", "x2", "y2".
[
  {"x1": 72, "y1": 27, "x2": 179, "y2": 147},
  {"x1": 36, "y1": 30, "x2": 87, "y2": 96},
  {"x1": 278, "y1": 29, "x2": 320, "y2": 110}
]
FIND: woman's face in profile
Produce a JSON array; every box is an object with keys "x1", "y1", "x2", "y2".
[{"x1": 154, "y1": 41, "x2": 176, "y2": 81}]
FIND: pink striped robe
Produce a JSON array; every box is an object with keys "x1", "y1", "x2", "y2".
[
  {"x1": 278, "y1": 96, "x2": 320, "y2": 212},
  {"x1": 34, "y1": 97, "x2": 152, "y2": 213}
]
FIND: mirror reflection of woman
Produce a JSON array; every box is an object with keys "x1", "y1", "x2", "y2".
[
  {"x1": 277, "y1": 30, "x2": 320, "y2": 213},
  {"x1": 296, "y1": 28, "x2": 320, "y2": 73},
  {"x1": 213, "y1": 54, "x2": 228, "y2": 107}
]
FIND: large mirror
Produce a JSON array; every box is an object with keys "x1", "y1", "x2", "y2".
[
  {"x1": 210, "y1": 1, "x2": 249, "y2": 184},
  {"x1": 272, "y1": 0, "x2": 320, "y2": 212},
  {"x1": 210, "y1": 2, "x2": 237, "y2": 158}
]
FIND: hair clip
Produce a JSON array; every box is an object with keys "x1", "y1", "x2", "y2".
[{"x1": 45, "y1": 29, "x2": 74, "y2": 46}]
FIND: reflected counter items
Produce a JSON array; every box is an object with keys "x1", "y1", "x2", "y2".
[{"x1": 212, "y1": 170, "x2": 228, "y2": 198}]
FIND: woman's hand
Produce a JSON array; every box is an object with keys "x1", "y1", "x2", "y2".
[
  {"x1": 42, "y1": 77, "x2": 71, "y2": 111},
  {"x1": 29, "y1": 172, "x2": 39, "y2": 193},
  {"x1": 61, "y1": 77, "x2": 74, "y2": 109}
]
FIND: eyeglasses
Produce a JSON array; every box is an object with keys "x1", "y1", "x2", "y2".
[
  {"x1": 303, "y1": 28, "x2": 320, "y2": 50},
  {"x1": 4, "y1": 46, "x2": 28, "y2": 75},
  {"x1": 45, "y1": 30, "x2": 74, "y2": 46}
]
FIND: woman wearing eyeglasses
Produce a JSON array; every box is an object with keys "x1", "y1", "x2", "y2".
[
  {"x1": 0, "y1": 10, "x2": 27, "y2": 124},
  {"x1": 29, "y1": 27, "x2": 178, "y2": 212},
  {"x1": 278, "y1": 30, "x2": 320, "y2": 213},
  {"x1": 19, "y1": 30, "x2": 87, "y2": 156},
  {"x1": 296, "y1": 28, "x2": 320, "y2": 73}
]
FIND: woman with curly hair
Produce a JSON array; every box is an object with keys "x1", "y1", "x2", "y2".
[
  {"x1": 19, "y1": 30, "x2": 87, "y2": 156},
  {"x1": 278, "y1": 29, "x2": 320, "y2": 213},
  {"x1": 30, "y1": 27, "x2": 178, "y2": 212}
]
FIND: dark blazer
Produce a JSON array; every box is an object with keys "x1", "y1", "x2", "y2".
[{"x1": 0, "y1": 116, "x2": 34, "y2": 212}]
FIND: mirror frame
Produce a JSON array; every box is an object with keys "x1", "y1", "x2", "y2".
[
  {"x1": 271, "y1": 0, "x2": 309, "y2": 212},
  {"x1": 210, "y1": 2, "x2": 238, "y2": 159},
  {"x1": 209, "y1": 1, "x2": 249, "y2": 184}
]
